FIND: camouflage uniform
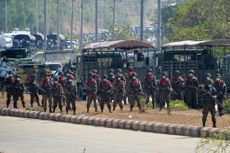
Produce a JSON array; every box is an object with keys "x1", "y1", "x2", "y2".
[
  {"x1": 65, "y1": 78, "x2": 77, "y2": 115},
  {"x1": 12, "y1": 77, "x2": 26, "y2": 109},
  {"x1": 52, "y1": 79, "x2": 63, "y2": 113},
  {"x1": 126, "y1": 67, "x2": 135, "y2": 105},
  {"x1": 172, "y1": 70, "x2": 185, "y2": 100},
  {"x1": 41, "y1": 75, "x2": 53, "y2": 112},
  {"x1": 86, "y1": 73, "x2": 98, "y2": 113},
  {"x1": 197, "y1": 83, "x2": 217, "y2": 127},
  {"x1": 129, "y1": 73, "x2": 142, "y2": 112},
  {"x1": 158, "y1": 73, "x2": 172, "y2": 115},
  {"x1": 143, "y1": 69, "x2": 156, "y2": 109},
  {"x1": 98, "y1": 74, "x2": 112, "y2": 113},
  {"x1": 59, "y1": 72, "x2": 66, "y2": 106},
  {"x1": 5, "y1": 75, "x2": 14, "y2": 108},
  {"x1": 116, "y1": 68, "x2": 127, "y2": 104},
  {"x1": 185, "y1": 70, "x2": 199, "y2": 109},
  {"x1": 28, "y1": 76, "x2": 40, "y2": 108},
  {"x1": 214, "y1": 74, "x2": 226, "y2": 116},
  {"x1": 112, "y1": 75, "x2": 125, "y2": 111}
]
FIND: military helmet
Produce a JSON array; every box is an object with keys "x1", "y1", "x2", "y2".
[
  {"x1": 162, "y1": 71, "x2": 167, "y2": 77},
  {"x1": 109, "y1": 69, "x2": 114, "y2": 73},
  {"x1": 102, "y1": 74, "x2": 107, "y2": 79},
  {"x1": 92, "y1": 69, "x2": 98, "y2": 73},
  {"x1": 206, "y1": 73, "x2": 212, "y2": 78},
  {"x1": 117, "y1": 68, "x2": 122, "y2": 73},
  {"x1": 147, "y1": 68, "x2": 152, "y2": 73},
  {"x1": 216, "y1": 73, "x2": 221, "y2": 78},
  {"x1": 188, "y1": 70, "x2": 194, "y2": 74},
  {"x1": 175, "y1": 70, "x2": 180, "y2": 75},
  {"x1": 59, "y1": 72, "x2": 64, "y2": 76},
  {"x1": 128, "y1": 66, "x2": 133, "y2": 71}
]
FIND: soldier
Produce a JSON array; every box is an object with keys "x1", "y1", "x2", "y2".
[
  {"x1": 172, "y1": 70, "x2": 185, "y2": 100},
  {"x1": 5, "y1": 74, "x2": 14, "y2": 108},
  {"x1": 65, "y1": 75, "x2": 77, "y2": 115},
  {"x1": 158, "y1": 72, "x2": 172, "y2": 115},
  {"x1": 197, "y1": 82, "x2": 217, "y2": 127},
  {"x1": 108, "y1": 69, "x2": 115, "y2": 83},
  {"x1": 185, "y1": 70, "x2": 199, "y2": 109},
  {"x1": 112, "y1": 75, "x2": 125, "y2": 111},
  {"x1": 86, "y1": 72, "x2": 98, "y2": 113},
  {"x1": 116, "y1": 68, "x2": 127, "y2": 104},
  {"x1": 98, "y1": 74, "x2": 112, "y2": 113},
  {"x1": 27, "y1": 74, "x2": 40, "y2": 108},
  {"x1": 129, "y1": 72, "x2": 143, "y2": 112},
  {"x1": 12, "y1": 76, "x2": 26, "y2": 109},
  {"x1": 52, "y1": 78, "x2": 63, "y2": 113},
  {"x1": 214, "y1": 73, "x2": 226, "y2": 116},
  {"x1": 58, "y1": 72, "x2": 66, "y2": 106},
  {"x1": 41, "y1": 74, "x2": 53, "y2": 112},
  {"x1": 143, "y1": 68, "x2": 156, "y2": 109}
]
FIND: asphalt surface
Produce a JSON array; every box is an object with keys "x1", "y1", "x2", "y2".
[{"x1": 0, "y1": 116, "x2": 200, "y2": 153}]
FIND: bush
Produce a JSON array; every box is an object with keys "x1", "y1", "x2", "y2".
[
  {"x1": 223, "y1": 99, "x2": 230, "y2": 114},
  {"x1": 170, "y1": 99, "x2": 189, "y2": 110}
]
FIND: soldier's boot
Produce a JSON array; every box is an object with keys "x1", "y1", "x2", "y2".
[
  {"x1": 13, "y1": 101, "x2": 18, "y2": 109},
  {"x1": 22, "y1": 101, "x2": 26, "y2": 109},
  {"x1": 119, "y1": 103, "x2": 123, "y2": 111},
  {"x1": 100, "y1": 104, "x2": 104, "y2": 113},
  {"x1": 49, "y1": 107, "x2": 52, "y2": 113},
  {"x1": 202, "y1": 119, "x2": 206, "y2": 127},
  {"x1": 212, "y1": 117, "x2": 217, "y2": 128},
  {"x1": 113, "y1": 104, "x2": 116, "y2": 111},
  {"x1": 152, "y1": 101, "x2": 155, "y2": 109},
  {"x1": 108, "y1": 103, "x2": 112, "y2": 113},
  {"x1": 94, "y1": 102, "x2": 98, "y2": 112}
]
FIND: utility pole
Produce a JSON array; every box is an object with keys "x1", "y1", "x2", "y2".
[
  {"x1": 70, "y1": 0, "x2": 74, "y2": 49},
  {"x1": 57, "y1": 0, "x2": 60, "y2": 51},
  {"x1": 95, "y1": 0, "x2": 98, "y2": 42},
  {"x1": 112, "y1": 0, "x2": 115, "y2": 40},
  {"x1": 80, "y1": 0, "x2": 84, "y2": 51},
  {"x1": 36, "y1": 0, "x2": 39, "y2": 33},
  {"x1": 157, "y1": 0, "x2": 161, "y2": 49},
  {"x1": 44, "y1": 0, "x2": 48, "y2": 60},
  {"x1": 4, "y1": 0, "x2": 8, "y2": 33},
  {"x1": 140, "y1": 0, "x2": 144, "y2": 41}
]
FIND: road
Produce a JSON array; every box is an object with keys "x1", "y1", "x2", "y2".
[{"x1": 0, "y1": 116, "x2": 200, "y2": 153}]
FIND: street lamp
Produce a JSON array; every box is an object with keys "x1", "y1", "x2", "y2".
[
  {"x1": 140, "y1": 0, "x2": 144, "y2": 41},
  {"x1": 35, "y1": 0, "x2": 39, "y2": 33},
  {"x1": 44, "y1": 0, "x2": 48, "y2": 60},
  {"x1": 95, "y1": 0, "x2": 98, "y2": 42},
  {"x1": 157, "y1": 0, "x2": 161, "y2": 49},
  {"x1": 112, "y1": 0, "x2": 115, "y2": 40},
  {"x1": 70, "y1": 0, "x2": 74, "y2": 49},
  {"x1": 5, "y1": 0, "x2": 8, "y2": 33},
  {"x1": 56, "y1": 0, "x2": 60, "y2": 51}
]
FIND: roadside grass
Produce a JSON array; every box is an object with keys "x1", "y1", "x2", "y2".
[
  {"x1": 195, "y1": 129, "x2": 230, "y2": 153},
  {"x1": 170, "y1": 99, "x2": 189, "y2": 111},
  {"x1": 223, "y1": 99, "x2": 230, "y2": 114}
]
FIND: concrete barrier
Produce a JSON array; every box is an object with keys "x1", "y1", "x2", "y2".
[{"x1": 0, "y1": 108, "x2": 227, "y2": 138}]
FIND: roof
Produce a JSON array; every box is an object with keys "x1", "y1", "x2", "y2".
[
  {"x1": 162, "y1": 40, "x2": 205, "y2": 48},
  {"x1": 197, "y1": 39, "x2": 230, "y2": 47},
  {"x1": 83, "y1": 40, "x2": 154, "y2": 50}
]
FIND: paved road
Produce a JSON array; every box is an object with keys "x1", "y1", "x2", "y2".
[{"x1": 0, "y1": 116, "x2": 200, "y2": 153}]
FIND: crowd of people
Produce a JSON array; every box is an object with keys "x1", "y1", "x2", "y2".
[{"x1": 0, "y1": 66, "x2": 227, "y2": 128}]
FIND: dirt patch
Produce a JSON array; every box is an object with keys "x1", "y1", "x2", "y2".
[{"x1": 1, "y1": 93, "x2": 230, "y2": 128}]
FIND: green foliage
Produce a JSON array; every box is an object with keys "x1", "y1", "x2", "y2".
[
  {"x1": 195, "y1": 129, "x2": 230, "y2": 153},
  {"x1": 223, "y1": 99, "x2": 230, "y2": 114},
  {"x1": 170, "y1": 99, "x2": 189, "y2": 110},
  {"x1": 165, "y1": 0, "x2": 230, "y2": 41}
]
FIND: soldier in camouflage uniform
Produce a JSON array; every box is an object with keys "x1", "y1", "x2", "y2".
[
  {"x1": 41, "y1": 74, "x2": 53, "y2": 112},
  {"x1": 98, "y1": 74, "x2": 112, "y2": 113},
  {"x1": 158, "y1": 72, "x2": 172, "y2": 115},
  {"x1": 143, "y1": 68, "x2": 156, "y2": 109},
  {"x1": 108, "y1": 69, "x2": 115, "y2": 83},
  {"x1": 129, "y1": 73, "x2": 143, "y2": 112},
  {"x1": 214, "y1": 73, "x2": 226, "y2": 116},
  {"x1": 185, "y1": 70, "x2": 199, "y2": 109},
  {"x1": 172, "y1": 70, "x2": 185, "y2": 100},
  {"x1": 58, "y1": 72, "x2": 66, "y2": 106},
  {"x1": 116, "y1": 68, "x2": 127, "y2": 104},
  {"x1": 65, "y1": 75, "x2": 77, "y2": 115},
  {"x1": 112, "y1": 75, "x2": 125, "y2": 111},
  {"x1": 52, "y1": 78, "x2": 63, "y2": 113},
  {"x1": 86, "y1": 72, "x2": 98, "y2": 113},
  {"x1": 197, "y1": 80, "x2": 217, "y2": 127},
  {"x1": 12, "y1": 76, "x2": 26, "y2": 109},
  {"x1": 6, "y1": 74, "x2": 14, "y2": 108},
  {"x1": 28, "y1": 74, "x2": 40, "y2": 108}
]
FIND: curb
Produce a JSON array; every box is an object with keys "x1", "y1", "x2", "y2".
[{"x1": 0, "y1": 107, "x2": 228, "y2": 138}]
